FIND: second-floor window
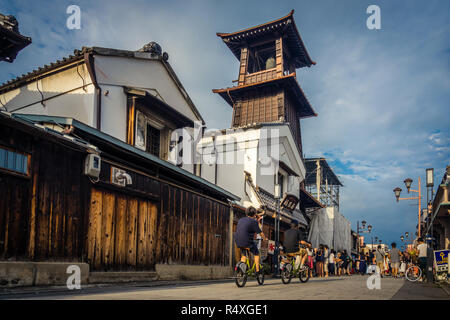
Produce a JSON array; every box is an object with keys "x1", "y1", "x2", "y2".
[
  {"x1": 146, "y1": 124, "x2": 160, "y2": 157},
  {"x1": 135, "y1": 110, "x2": 169, "y2": 159}
]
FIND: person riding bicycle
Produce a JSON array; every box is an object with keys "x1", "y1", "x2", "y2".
[
  {"x1": 282, "y1": 220, "x2": 311, "y2": 270},
  {"x1": 235, "y1": 206, "x2": 268, "y2": 275}
]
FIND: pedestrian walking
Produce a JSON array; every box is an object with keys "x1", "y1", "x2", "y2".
[
  {"x1": 329, "y1": 249, "x2": 336, "y2": 276},
  {"x1": 388, "y1": 242, "x2": 401, "y2": 278},
  {"x1": 416, "y1": 238, "x2": 428, "y2": 282},
  {"x1": 341, "y1": 250, "x2": 349, "y2": 275},
  {"x1": 324, "y1": 245, "x2": 329, "y2": 277},
  {"x1": 316, "y1": 244, "x2": 324, "y2": 277},
  {"x1": 336, "y1": 251, "x2": 343, "y2": 276},
  {"x1": 359, "y1": 253, "x2": 367, "y2": 275},
  {"x1": 375, "y1": 245, "x2": 385, "y2": 278}
]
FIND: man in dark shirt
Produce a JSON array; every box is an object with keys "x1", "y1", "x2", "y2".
[
  {"x1": 283, "y1": 220, "x2": 310, "y2": 269},
  {"x1": 235, "y1": 206, "x2": 267, "y2": 273}
]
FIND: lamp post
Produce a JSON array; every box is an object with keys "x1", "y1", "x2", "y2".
[
  {"x1": 393, "y1": 177, "x2": 423, "y2": 238},
  {"x1": 425, "y1": 168, "x2": 434, "y2": 247},
  {"x1": 357, "y1": 220, "x2": 372, "y2": 253},
  {"x1": 273, "y1": 182, "x2": 281, "y2": 277}
]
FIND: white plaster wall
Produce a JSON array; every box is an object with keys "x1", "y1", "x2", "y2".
[
  {"x1": 1, "y1": 64, "x2": 96, "y2": 126},
  {"x1": 200, "y1": 162, "x2": 216, "y2": 184},
  {"x1": 94, "y1": 55, "x2": 200, "y2": 123},
  {"x1": 99, "y1": 84, "x2": 127, "y2": 142},
  {"x1": 197, "y1": 124, "x2": 305, "y2": 209}
]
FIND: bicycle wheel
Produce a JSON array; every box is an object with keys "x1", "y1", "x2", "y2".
[
  {"x1": 299, "y1": 265, "x2": 310, "y2": 283},
  {"x1": 405, "y1": 265, "x2": 422, "y2": 282},
  {"x1": 281, "y1": 263, "x2": 293, "y2": 284},
  {"x1": 234, "y1": 262, "x2": 248, "y2": 287},
  {"x1": 256, "y1": 264, "x2": 264, "y2": 285}
]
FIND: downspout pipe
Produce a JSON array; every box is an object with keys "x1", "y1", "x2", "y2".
[{"x1": 84, "y1": 52, "x2": 102, "y2": 130}]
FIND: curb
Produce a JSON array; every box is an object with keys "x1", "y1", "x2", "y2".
[{"x1": 0, "y1": 278, "x2": 234, "y2": 298}]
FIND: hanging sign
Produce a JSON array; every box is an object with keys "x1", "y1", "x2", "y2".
[
  {"x1": 268, "y1": 240, "x2": 276, "y2": 255},
  {"x1": 280, "y1": 193, "x2": 299, "y2": 212}
]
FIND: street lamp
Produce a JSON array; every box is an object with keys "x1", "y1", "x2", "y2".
[
  {"x1": 394, "y1": 176, "x2": 423, "y2": 238},
  {"x1": 357, "y1": 220, "x2": 372, "y2": 253},
  {"x1": 404, "y1": 178, "x2": 413, "y2": 192},
  {"x1": 393, "y1": 188, "x2": 402, "y2": 202}
]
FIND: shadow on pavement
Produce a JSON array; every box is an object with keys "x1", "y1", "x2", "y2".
[{"x1": 391, "y1": 280, "x2": 450, "y2": 300}]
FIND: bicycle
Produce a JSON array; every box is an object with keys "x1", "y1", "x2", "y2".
[
  {"x1": 234, "y1": 246, "x2": 265, "y2": 287},
  {"x1": 405, "y1": 262, "x2": 422, "y2": 282},
  {"x1": 280, "y1": 251, "x2": 310, "y2": 284}
]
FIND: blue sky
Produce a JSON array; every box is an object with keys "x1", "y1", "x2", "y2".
[{"x1": 1, "y1": 0, "x2": 449, "y2": 248}]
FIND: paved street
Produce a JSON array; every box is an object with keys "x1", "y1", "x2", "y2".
[{"x1": 4, "y1": 275, "x2": 449, "y2": 300}]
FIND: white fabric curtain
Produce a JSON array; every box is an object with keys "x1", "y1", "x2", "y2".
[{"x1": 308, "y1": 207, "x2": 351, "y2": 253}]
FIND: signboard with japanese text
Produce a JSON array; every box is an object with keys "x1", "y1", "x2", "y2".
[{"x1": 433, "y1": 250, "x2": 449, "y2": 272}]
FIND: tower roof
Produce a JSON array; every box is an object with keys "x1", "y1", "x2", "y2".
[
  {"x1": 212, "y1": 73, "x2": 317, "y2": 119},
  {"x1": 216, "y1": 10, "x2": 315, "y2": 68}
]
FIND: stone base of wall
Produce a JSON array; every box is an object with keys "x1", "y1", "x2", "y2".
[
  {"x1": 0, "y1": 262, "x2": 232, "y2": 287},
  {"x1": 155, "y1": 264, "x2": 233, "y2": 281},
  {"x1": 89, "y1": 271, "x2": 158, "y2": 284},
  {"x1": 0, "y1": 262, "x2": 89, "y2": 288}
]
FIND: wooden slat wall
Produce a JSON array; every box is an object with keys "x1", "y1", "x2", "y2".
[
  {"x1": 87, "y1": 188, "x2": 158, "y2": 271},
  {"x1": 1, "y1": 121, "x2": 231, "y2": 271},
  {"x1": 0, "y1": 174, "x2": 30, "y2": 259},
  {"x1": 32, "y1": 141, "x2": 84, "y2": 261},
  {"x1": 0, "y1": 136, "x2": 85, "y2": 261},
  {"x1": 87, "y1": 183, "x2": 230, "y2": 271},
  {"x1": 284, "y1": 93, "x2": 303, "y2": 155},
  {"x1": 155, "y1": 183, "x2": 229, "y2": 267},
  {"x1": 232, "y1": 88, "x2": 283, "y2": 127}
]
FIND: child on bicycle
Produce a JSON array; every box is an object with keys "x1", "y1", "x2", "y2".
[{"x1": 282, "y1": 220, "x2": 310, "y2": 270}]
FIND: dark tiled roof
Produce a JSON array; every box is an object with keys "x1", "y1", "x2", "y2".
[{"x1": 0, "y1": 48, "x2": 87, "y2": 92}]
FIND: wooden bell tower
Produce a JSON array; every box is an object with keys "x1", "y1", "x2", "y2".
[{"x1": 213, "y1": 10, "x2": 317, "y2": 157}]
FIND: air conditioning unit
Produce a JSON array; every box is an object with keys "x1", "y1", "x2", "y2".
[{"x1": 84, "y1": 153, "x2": 101, "y2": 178}]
